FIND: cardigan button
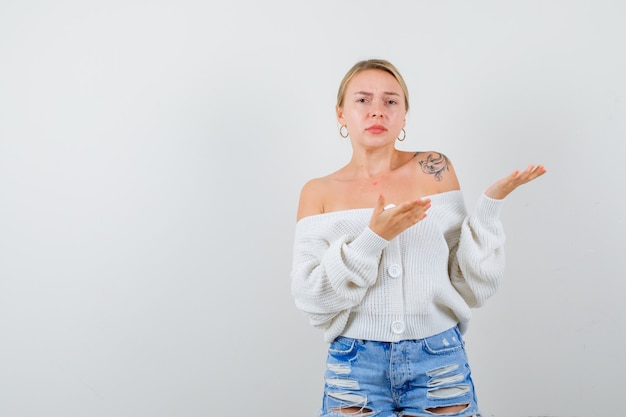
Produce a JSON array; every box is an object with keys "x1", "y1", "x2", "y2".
[
  {"x1": 391, "y1": 321, "x2": 405, "y2": 334},
  {"x1": 388, "y1": 264, "x2": 402, "y2": 278}
]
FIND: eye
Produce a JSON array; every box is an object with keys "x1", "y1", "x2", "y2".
[
  {"x1": 387, "y1": 99, "x2": 398, "y2": 105},
  {"x1": 356, "y1": 97, "x2": 369, "y2": 103}
]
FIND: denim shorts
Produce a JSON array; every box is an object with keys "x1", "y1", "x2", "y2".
[{"x1": 319, "y1": 327, "x2": 481, "y2": 417}]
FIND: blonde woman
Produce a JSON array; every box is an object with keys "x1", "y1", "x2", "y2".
[{"x1": 291, "y1": 59, "x2": 546, "y2": 417}]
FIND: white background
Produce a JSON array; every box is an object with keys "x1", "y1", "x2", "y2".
[{"x1": 1, "y1": 1, "x2": 625, "y2": 416}]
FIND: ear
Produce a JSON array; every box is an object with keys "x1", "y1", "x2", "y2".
[{"x1": 336, "y1": 105, "x2": 345, "y2": 125}]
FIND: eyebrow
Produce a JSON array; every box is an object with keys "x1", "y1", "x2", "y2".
[{"x1": 353, "y1": 91, "x2": 401, "y2": 97}]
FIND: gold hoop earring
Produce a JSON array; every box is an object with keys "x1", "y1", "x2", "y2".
[
  {"x1": 397, "y1": 128, "x2": 406, "y2": 142},
  {"x1": 339, "y1": 125, "x2": 349, "y2": 138}
]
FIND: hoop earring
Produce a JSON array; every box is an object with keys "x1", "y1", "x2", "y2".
[
  {"x1": 397, "y1": 128, "x2": 406, "y2": 142},
  {"x1": 339, "y1": 125, "x2": 349, "y2": 138}
]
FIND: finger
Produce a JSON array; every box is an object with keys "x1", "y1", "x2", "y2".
[
  {"x1": 532, "y1": 164, "x2": 547, "y2": 176},
  {"x1": 508, "y1": 169, "x2": 521, "y2": 180},
  {"x1": 419, "y1": 197, "x2": 432, "y2": 208},
  {"x1": 523, "y1": 164, "x2": 545, "y2": 178},
  {"x1": 407, "y1": 201, "x2": 432, "y2": 223},
  {"x1": 415, "y1": 200, "x2": 432, "y2": 216},
  {"x1": 513, "y1": 165, "x2": 546, "y2": 186},
  {"x1": 399, "y1": 198, "x2": 430, "y2": 214},
  {"x1": 527, "y1": 168, "x2": 547, "y2": 182},
  {"x1": 374, "y1": 194, "x2": 386, "y2": 214},
  {"x1": 414, "y1": 207, "x2": 429, "y2": 224},
  {"x1": 527, "y1": 164, "x2": 548, "y2": 176}
]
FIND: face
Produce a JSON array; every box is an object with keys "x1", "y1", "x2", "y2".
[{"x1": 336, "y1": 69, "x2": 407, "y2": 147}]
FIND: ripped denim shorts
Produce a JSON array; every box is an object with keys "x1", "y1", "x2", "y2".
[{"x1": 319, "y1": 326, "x2": 481, "y2": 417}]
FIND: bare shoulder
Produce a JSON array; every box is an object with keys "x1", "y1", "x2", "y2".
[
  {"x1": 413, "y1": 151, "x2": 461, "y2": 191},
  {"x1": 296, "y1": 176, "x2": 330, "y2": 221}
]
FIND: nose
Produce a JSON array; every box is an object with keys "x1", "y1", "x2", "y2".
[{"x1": 370, "y1": 101, "x2": 384, "y2": 118}]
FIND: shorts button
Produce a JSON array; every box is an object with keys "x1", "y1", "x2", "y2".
[
  {"x1": 391, "y1": 321, "x2": 405, "y2": 334},
  {"x1": 387, "y1": 264, "x2": 402, "y2": 278}
]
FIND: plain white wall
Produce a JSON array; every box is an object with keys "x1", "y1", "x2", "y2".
[{"x1": 1, "y1": 1, "x2": 624, "y2": 416}]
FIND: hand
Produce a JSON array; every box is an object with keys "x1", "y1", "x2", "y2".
[
  {"x1": 369, "y1": 194, "x2": 432, "y2": 240},
  {"x1": 485, "y1": 164, "x2": 547, "y2": 200}
]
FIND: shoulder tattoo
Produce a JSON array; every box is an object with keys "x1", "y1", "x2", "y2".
[{"x1": 417, "y1": 152, "x2": 450, "y2": 181}]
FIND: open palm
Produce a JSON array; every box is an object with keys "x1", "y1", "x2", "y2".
[{"x1": 485, "y1": 164, "x2": 547, "y2": 200}]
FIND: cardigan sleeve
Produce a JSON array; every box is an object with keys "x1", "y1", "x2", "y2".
[
  {"x1": 290, "y1": 218, "x2": 389, "y2": 332},
  {"x1": 448, "y1": 194, "x2": 506, "y2": 308}
]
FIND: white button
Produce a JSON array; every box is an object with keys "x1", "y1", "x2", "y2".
[
  {"x1": 391, "y1": 321, "x2": 405, "y2": 334},
  {"x1": 388, "y1": 264, "x2": 402, "y2": 278}
]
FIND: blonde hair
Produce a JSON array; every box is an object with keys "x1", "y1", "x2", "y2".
[{"x1": 336, "y1": 59, "x2": 410, "y2": 112}]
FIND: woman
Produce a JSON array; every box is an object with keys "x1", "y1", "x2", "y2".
[{"x1": 291, "y1": 59, "x2": 546, "y2": 417}]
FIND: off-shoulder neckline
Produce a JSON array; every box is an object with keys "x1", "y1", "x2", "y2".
[{"x1": 296, "y1": 189, "x2": 463, "y2": 223}]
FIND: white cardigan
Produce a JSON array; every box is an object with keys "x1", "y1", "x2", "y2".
[{"x1": 290, "y1": 190, "x2": 506, "y2": 343}]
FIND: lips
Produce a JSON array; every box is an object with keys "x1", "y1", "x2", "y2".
[{"x1": 366, "y1": 124, "x2": 387, "y2": 134}]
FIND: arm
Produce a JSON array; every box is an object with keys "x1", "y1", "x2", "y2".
[
  {"x1": 448, "y1": 194, "x2": 506, "y2": 307},
  {"x1": 292, "y1": 179, "x2": 389, "y2": 331},
  {"x1": 291, "y1": 175, "x2": 432, "y2": 331},
  {"x1": 290, "y1": 220, "x2": 388, "y2": 330},
  {"x1": 449, "y1": 164, "x2": 547, "y2": 307},
  {"x1": 485, "y1": 164, "x2": 547, "y2": 199}
]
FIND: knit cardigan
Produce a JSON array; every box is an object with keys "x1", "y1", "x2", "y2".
[{"x1": 290, "y1": 190, "x2": 506, "y2": 343}]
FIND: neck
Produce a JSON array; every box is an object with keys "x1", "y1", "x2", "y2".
[{"x1": 347, "y1": 147, "x2": 402, "y2": 178}]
